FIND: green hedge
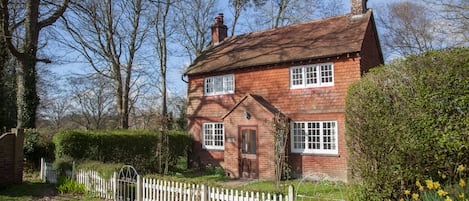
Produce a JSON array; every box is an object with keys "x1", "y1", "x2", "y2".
[
  {"x1": 53, "y1": 130, "x2": 191, "y2": 173},
  {"x1": 346, "y1": 48, "x2": 469, "y2": 200}
]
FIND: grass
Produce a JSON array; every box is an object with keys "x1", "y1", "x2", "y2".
[
  {"x1": 233, "y1": 179, "x2": 347, "y2": 200},
  {"x1": 0, "y1": 171, "x2": 103, "y2": 201}
]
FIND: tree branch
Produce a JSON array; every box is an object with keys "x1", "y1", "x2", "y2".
[
  {"x1": 38, "y1": 0, "x2": 70, "y2": 28},
  {"x1": 0, "y1": 0, "x2": 23, "y2": 59}
]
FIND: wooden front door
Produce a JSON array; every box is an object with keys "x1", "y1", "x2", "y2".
[{"x1": 239, "y1": 126, "x2": 258, "y2": 178}]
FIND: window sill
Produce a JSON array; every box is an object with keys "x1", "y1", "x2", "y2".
[
  {"x1": 291, "y1": 152, "x2": 340, "y2": 157},
  {"x1": 203, "y1": 148, "x2": 224, "y2": 152}
]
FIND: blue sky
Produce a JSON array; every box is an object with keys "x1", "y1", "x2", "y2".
[{"x1": 46, "y1": 0, "x2": 401, "y2": 97}]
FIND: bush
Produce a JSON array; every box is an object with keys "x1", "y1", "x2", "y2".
[
  {"x1": 57, "y1": 176, "x2": 87, "y2": 194},
  {"x1": 53, "y1": 130, "x2": 191, "y2": 173},
  {"x1": 24, "y1": 129, "x2": 55, "y2": 169},
  {"x1": 346, "y1": 48, "x2": 469, "y2": 200}
]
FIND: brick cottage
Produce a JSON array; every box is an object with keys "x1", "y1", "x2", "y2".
[{"x1": 184, "y1": 0, "x2": 383, "y2": 182}]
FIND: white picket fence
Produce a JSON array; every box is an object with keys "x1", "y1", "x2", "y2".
[{"x1": 75, "y1": 169, "x2": 294, "y2": 201}]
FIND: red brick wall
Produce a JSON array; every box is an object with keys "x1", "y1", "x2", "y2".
[
  {"x1": 223, "y1": 96, "x2": 276, "y2": 179},
  {"x1": 187, "y1": 55, "x2": 364, "y2": 181},
  {"x1": 0, "y1": 129, "x2": 24, "y2": 184}
]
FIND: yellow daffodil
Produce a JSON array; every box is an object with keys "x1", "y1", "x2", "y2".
[
  {"x1": 404, "y1": 190, "x2": 411, "y2": 195},
  {"x1": 459, "y1": 193, "x2": 465, "y2": 199},
  {"x1": 425, "y1": 179, "x2": 434, "y2": 189},
  {"x1": 438, "y1": 189, "x2": 448, "y2": 196},
  {"x1": 460, "y1": 178, "x2": 466, "y2": 187},
  {"x1": 419, "y1": 186, "x2": 424, "y2": 192},
  {"x1": 458, "y1": 165, "x2": 466, "y2": 173},
  {"x1": 400, "y1": 198, "x2": 405, "y2": 201},
  {"x1": 412, "y1": 193, "x2": 419, "y2": 200},
  {"x1": 433, "y1": 181, "x2": 440, "y2": 189},
  {"x1": 445, "y1": 196, "x2": 452, "y2": 201},
  {"x1": 416, "y1": 180, "x2": 422, "y2": 187}
]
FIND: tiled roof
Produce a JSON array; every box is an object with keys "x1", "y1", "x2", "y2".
[{"x1": 185, "y1": 10, "x2": 373, "y2": 75}]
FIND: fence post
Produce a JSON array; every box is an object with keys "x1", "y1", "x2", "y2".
[
  {"x1": 113, "y1": 171, "x2": 117, "y2": 200},
  {"x1": 201, "y1": 184, "x2": 208, "y2": 201},
  {"x1": 288, "y1": 185, "x2": 294, "y2": 201},
  {"x1": 40, "y1": 158, "x2": 45, "y2": 182},
  {"x1": 136, "y1": 175, "x2": 142, "y2": 201}
]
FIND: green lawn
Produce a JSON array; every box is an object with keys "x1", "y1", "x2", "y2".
[{"x1": 0, "y1": 172, "x2": 103, "y2": 201}]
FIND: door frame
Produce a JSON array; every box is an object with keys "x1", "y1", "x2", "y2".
[{"x1": 238, "y1": 125, "x2": 258, "y2": 178}]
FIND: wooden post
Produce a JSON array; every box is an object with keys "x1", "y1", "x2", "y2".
[
  {"x1": 40, "y1": 157, "x2": 45, "y2": 182},
  {"x1": 288, "y1": 185, "x2": 294, "y2": 201},
  {"x1": 113, "y1": 172, "x2": 118, "y2": 200},
  {"x1": 201, "y1": 184, "x2": 208, "y2": 201},
  {"x1": 136, "y1": 175, "x2": 143, "y2": 201}
]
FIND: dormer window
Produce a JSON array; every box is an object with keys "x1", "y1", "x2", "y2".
[
  {"x1": 204, "y1": 74, "x2": 235, "y2": 96},
  {"x1": 290, "y1": 63, "x2": 334, "y2": 89}
]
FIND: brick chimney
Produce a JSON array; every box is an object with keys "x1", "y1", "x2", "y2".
[
  {"x1": 211, "y1": 13, "x2": 228, "y2": 45},
  {"x1": 351, "y1": 0, "x2": 368, "y2": 15}
]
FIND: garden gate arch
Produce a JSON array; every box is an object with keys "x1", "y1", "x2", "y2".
[{"x1": 116, "y1": 165, "x2": 140, "y2": 201}]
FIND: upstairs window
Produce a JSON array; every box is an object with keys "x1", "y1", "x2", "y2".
[
  {"x1": 290, "y1": 63, "x2": 334, "y2": 88},
  {"x1": 204, "y1": 74, "x2": 234, "y2": 96},
  {"x1": 291, "y1": 121, "x2": 338, "y2": 155},
  {"x1": 203, "y1": 123, "x2": 224, "y2": 150}
]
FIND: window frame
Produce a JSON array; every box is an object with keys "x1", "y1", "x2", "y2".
[
  {"x1": 204, "y1": 74, "x2": 235, "y2": 96},
  {"x1": 290, "y1": 63, "x2": 334, "y2": 89},
  {"x1": 290, "y1": 121, "x2": 338, "y2": 155},
  {"x1": 202, "y1": 122, "x2": 225, "y2": 150}
]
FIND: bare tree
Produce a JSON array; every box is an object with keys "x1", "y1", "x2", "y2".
[
  {"x1": 0, "y1": 0, "x2": 69, "y2": 128},
  {"x1": 69, "y1": 75, "x2": 115, "y2": 130},
  {"x1": 174, "y1": 0, "x2": 217, "y2": 60},
  {"x1": 242, "y1": 0, "x2": 329, "y2": 32},
  {"x1": 423, "y1": 0, "x2": 469, "y2": 47},
  {"x1": 378, "y1": 1, "x2": 446, "y2": 57},
  {"x1": 151, "y1": 0, "x2": 172, "y2": 175},
  {"x1": 61, "y1": 0, "x2": 150, "y2": 129}
]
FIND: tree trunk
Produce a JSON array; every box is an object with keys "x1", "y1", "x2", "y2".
[{"x1": 16, "y1": 58, "x2": 39, "y2": 128}]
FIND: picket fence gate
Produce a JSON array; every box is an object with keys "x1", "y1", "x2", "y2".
[{"x1": 75, "y1": 169, "x2": 294, "y2": 201}]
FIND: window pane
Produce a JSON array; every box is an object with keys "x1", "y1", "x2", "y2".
[
  {"x1": 242, "y1": 130, "x2": 248, "y2": 153},
  {"x1": 204, "y1": 124, "x2": 213, "y2": 146},
  {"x1": 320, "y1": 64, "x2": 333, "y2": 84},
  {"x1": 322, "y1": 122, "x2": 335, "y2": 150},
  {"x1": 224, "y1": 75, "x2": 234, "y2": 93},
  {"x1": 205, "y1": 78, "x2": 213, "y2": 94},
  {"x1": 291, "y1": 68, "x2": 303, "y2": 86},
  {"x1": 306, "y1": 66, "x2": 318, "y2": 85},
  {"x1": 250, "y1": 130, "x2": 256, "y2": 154},
  {"x1": 308, "y1": 122, "x2": 321, "y2": 150},
  {"x1": 214, "y1": 77, "x2": 223, "y2": 93}
]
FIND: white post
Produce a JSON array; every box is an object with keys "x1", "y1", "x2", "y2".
[
  {"x1": 39, "y1": 158, "x2": 45, "y2": 182},
  {"x1": 288, "y1": 185, "x2": 294, "y2": 201},
  {"x1": 113, "y1": 172, "x2": 118, "y2": 200},
  {"x1": 136, "y1": 175, "x2": 143, "y2": 201},
  {"x1": 201, "y1": 184, "x2": 207, "y2": 201}
]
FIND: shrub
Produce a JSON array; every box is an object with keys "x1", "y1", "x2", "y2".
[
  {"x1": 24, "y1": 129, "x2": 55, "y2": 169},
  {"x1": 346, "y1": 48, "x2": 469, "y2": 200},
  {"x1": 57, "y1": 176, "x2": 87, "y2": 194},
  {"x1": 53, "y1": 130, "x2": 191, "y2": 173}
]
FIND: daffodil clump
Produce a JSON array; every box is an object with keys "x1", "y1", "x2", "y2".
[{"x1": 399, "y1": 165, "x2": 468, "y2": 201}]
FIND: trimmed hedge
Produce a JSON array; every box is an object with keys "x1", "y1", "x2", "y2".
[
  {"x1": 53, "y1": 130, "x2": 191, "y2": 173},
  {"x1": 346, "y1": 48, "x2": 469, "y2": 200}
]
